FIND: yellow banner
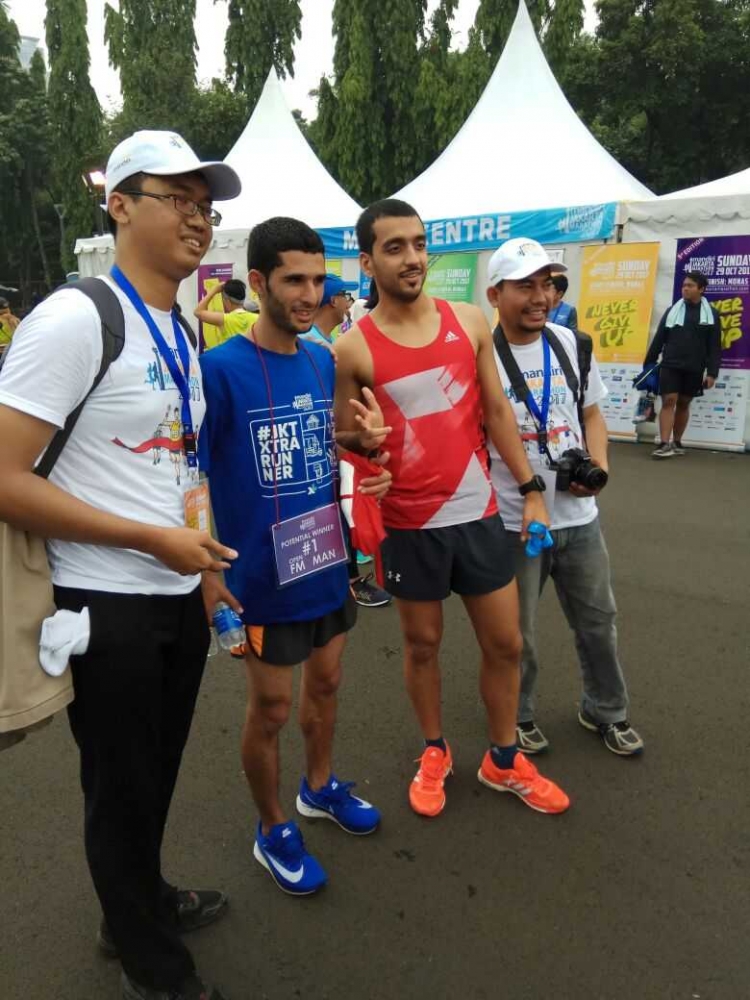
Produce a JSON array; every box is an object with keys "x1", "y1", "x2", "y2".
[{"x1": 578, "y1": 243, "x2": 660, "y2": 364}]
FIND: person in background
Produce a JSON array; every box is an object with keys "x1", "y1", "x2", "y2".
[
  {"x1": 303, "y1": 274, "x2": 358, "y2": 346},
  {"x1": 194, "y1": 278, "x2": 257, "y2": 349},
  {"x1": 0, "y1": 297, "x2": 19, "y2": 362},
  {"x1": 548, "y1": 274, "x2": 578, "y2": 331},
  {"x1": 645, "y1": 270, "x2": 721, "y2": 459}
]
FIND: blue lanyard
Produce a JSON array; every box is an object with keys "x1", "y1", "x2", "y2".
[
  {"x1": 110, "y1": 265, "x2": 198, "y2": 467},
  {"x1": 525, "y1": 334, "x2": 552, "y2": 454}
]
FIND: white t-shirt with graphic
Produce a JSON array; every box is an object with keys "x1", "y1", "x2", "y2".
[
  {"x1": 489, "y1": 323, "x2": 607, "y2": 532},
  {"x1": 0, "y1": 276, "x2": 206, "y2": 594}
]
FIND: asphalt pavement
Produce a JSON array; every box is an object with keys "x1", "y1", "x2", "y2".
[{"x1": 2, "y1": 442, "x2": 748, "y2": 1000}]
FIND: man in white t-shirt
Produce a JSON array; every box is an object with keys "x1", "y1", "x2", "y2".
[
  {"x1": 486, "y1": 238, "x2": 643, "y2": 758},
  {"x1": 0, "y1": 131, "x2": 241, "y2": 1000}
]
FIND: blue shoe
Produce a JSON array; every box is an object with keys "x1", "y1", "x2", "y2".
[
  {"x1": 252, "y1": 821, "x2": 327, "y2": 896},
  {"x1": 296, "y1": 775, "x2": 381, "y2": 835}
]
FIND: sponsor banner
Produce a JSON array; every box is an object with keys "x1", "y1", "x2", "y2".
[
  {"x1": 424, "y1": 252, "x2": 478, "y2": 302},
  {"x1": 664, "y1": 369, "x2": 748, "y2": 452},
  {"x1": 197, "y1": 262, "x2": 234, "y2": 352},
  {"x1": 674, "y1": 236, "x2": 750, "y2": 370},
  {"x1": 356, "y1": 252, "x2": 478, "y2": 303},
  {"x1": 318, "y1": 202, "x2": 617, "y2": 258},
  {"x1": 578, "y1": 243, "x2": 660, "y2": 364},
  {"x1": 597, "y1": 363, "x2": 642, "y2": 441}
]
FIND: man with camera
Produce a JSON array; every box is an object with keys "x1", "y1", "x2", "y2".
[{"x1": 487, "y1": 238, "x2": 643, "y2": 757}]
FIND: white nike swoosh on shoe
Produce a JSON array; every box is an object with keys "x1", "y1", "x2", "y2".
[{"x1": 263, "y1": 851, "x2": 305, "y2": 884}]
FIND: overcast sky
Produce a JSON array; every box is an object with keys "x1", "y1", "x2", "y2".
[{"x1": 8, "y1": 0, "x2": 483, "y2": 118}]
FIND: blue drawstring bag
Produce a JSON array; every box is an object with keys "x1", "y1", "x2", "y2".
[{"x1": 632, "y1": 363, "x2": 660, "y2": 394}]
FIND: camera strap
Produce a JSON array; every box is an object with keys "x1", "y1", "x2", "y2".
[{"x1": 493, "y1": 323, "x2": 588, "y2": 455}]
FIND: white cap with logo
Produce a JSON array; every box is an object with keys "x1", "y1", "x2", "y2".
[
  {"x1": 487, "y1": 237, "x2": 567, "y2": 286},
  {"x1": 104, "y1": 130, "x2": 241, "y2": 202}
]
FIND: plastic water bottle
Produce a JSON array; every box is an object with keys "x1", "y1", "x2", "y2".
[
  {"x1": 211, "y1": 602, "x2": 245, "y2": 652},
  {"x1": 525, "y1": 521, "x2": 553, "y2": 558}
]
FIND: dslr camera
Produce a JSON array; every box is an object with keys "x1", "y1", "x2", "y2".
[{"x1": 554, "y1": 448, "x2": 609, "y2": 492}]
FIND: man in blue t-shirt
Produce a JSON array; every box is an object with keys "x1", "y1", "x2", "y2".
[{"x1": 199, "y1": 217, "x2": 391, "y2": 897}]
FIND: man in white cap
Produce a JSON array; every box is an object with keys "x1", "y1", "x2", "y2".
[
  {"x1": 486, "y1": 237, "x2": 643, "y2": 758},
  {"x1": 334, "y1": 199, "x2": 570, "y2": 821},
  {"x1": 0, "y1": 130, "x2": 241, "y2": 1000}
]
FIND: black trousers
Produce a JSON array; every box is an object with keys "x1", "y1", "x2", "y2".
[{"x1": 54, "y1": 584, "x2": 210, "y2": 991}]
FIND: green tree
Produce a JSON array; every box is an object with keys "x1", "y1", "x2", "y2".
[
  {"x1": 561, "y1": 0, "x2": 750, "y2": 192},
  {"x1": 309, "y1": 0, "x2": 428, "y2": 205},
  {"x1": 224, "y1": 0, "x2": 302, "y2": 106},
  {"x1": 45, "y1": 0, "x2": 102, "y2": 271},
  {"x1": 105, "y1": 0, "x2": 197, "y2": 133}
]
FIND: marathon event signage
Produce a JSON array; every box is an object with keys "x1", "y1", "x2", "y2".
[
  {"x1": 674, "y1": 235, "x2": 750, "y2": 370},
  {"x1": 578, "y1": 243, "x2": 660, "y2": 365},
  {"x1": 319, "y1": 202, "x2": 618, "y2": 259},
  {"x1": 670, "y1": 236, "x2": 750, "y2": 451},
  {"x1": 424, "y1": 252, "x2": 478, "y2": 303},
  {"x1": 577, "y1": 243, "x2": 660, "y2": 442}
]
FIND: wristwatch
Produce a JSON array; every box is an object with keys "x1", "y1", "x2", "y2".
[{"x1": 518, "y1": 474, "x2": 547, "y2": 497}]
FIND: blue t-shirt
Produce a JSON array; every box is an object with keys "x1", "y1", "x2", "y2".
[{"x1": 199, "y1": 335, "x2": 348, "y2": 625}]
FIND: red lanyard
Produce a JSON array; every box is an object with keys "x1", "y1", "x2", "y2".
[{"x1": 251, "y1": 331, "x2": 336, "y2": 526}]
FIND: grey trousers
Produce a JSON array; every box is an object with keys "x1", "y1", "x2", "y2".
[{"x1": 508, "y1": 516, "x2": 629, "y2": 725}]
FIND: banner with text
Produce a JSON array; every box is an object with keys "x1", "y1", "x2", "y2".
[
  {"x1": 318, "y1": 203, "x2": 617, "y2": 258},
  {"x1": 578, "y1": 243, "x2": 660, "y2": 365},
  {"x1": 424, "y1": 252, "x2": 478, "y2": 302},
  {"x1": 673, "y1": 235, "x2": 750, "y2": 370}
]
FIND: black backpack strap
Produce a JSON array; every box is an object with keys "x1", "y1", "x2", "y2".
[
  {"x1": 35, "y1": 279, "x2": 125, "y2": 479},
  {"x1": 492, "y1": 323, "x2": 531, "y2": 405},
  {"x1": 575, "y1": 331, "x2": 593, "y2": 401},
  {"x1": 174, "y1": 308, "x2": 197, "y2": 350},
  {"x1": 544, "y1": 326, "x2": 580, "y2": 402},
  {"x1": 546, "y1": 325, "x2": 594, "y2": 436}
]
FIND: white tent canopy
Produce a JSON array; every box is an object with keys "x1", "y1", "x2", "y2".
[
  {"x1": 395, "y1": 0, "x2": 653, "y2": 218},
  {"x1": 217, "y1": 69, "x2": 362, "y2": 232},
  {"x1": 661, "y1": 166, "x2": 750, "y2": 201}
]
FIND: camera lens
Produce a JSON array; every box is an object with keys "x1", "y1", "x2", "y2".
[{"x1": 585, "y1": 466, "x2": 609, "y2": 490}]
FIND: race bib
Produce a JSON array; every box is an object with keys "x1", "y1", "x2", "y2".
[{"x1": 271, "y1": 503, "x2": 348, "y2": 588}]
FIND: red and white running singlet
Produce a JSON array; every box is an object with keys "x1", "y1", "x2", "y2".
[{"x1": 358, "y1": 299, "x2": 497, "y2": 530}]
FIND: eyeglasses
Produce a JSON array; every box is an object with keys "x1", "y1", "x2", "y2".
[{"x1": 118, "y1": 191, "x2": 222, "y2": 227}]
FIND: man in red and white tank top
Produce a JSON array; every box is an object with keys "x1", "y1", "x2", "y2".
[{"x1": 334, "y1": 199, "x2": 570, "y2": 819}]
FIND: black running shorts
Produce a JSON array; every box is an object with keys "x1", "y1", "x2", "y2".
[
  {"x1": 659, "y1": 366, "x2": 704, "y2": 398},
  {"x1": 246, "y1": 596, "x2": 357, "y2": 667},
  {"x1": 380, "y1": 514, "x2": 515, "y2": 602}
]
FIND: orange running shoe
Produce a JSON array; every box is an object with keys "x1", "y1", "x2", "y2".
[
  {"x1": 477, "y1": 750, "x2": 570, "y2": 814},
  {"x1": 409, "y1": 744, "x2": 453, "y2": 817}
]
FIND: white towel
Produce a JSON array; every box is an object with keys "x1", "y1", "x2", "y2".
[
  {"x1": 665, "y1": 298, "x2": 714, "y2": 328},
  {"x1": 39, "y1": 608, "x2": 91, "y2": 677}
]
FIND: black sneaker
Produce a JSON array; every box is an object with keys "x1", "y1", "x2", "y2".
[
  {"x1": 672, "y1": 440, "x2": 687, "y2": 455},
  {"x1": 652, "y1": 443, "x2": 674, "y2": 459},
  {"x1": 350, "y1": 573, "x2": 392, "y2": 608},
  {"x1": 515, "y1": 721, "x2": 549, "y2": 754},
  {"x1": 121, "y1": 971, "x2": 227, "y2": 1000},
  {"x1": 100, "y1": 889, "x2": 228, "y2": 958},
  {"x1": 578, "y1": 709, "x2": 644, "y2": 756}
]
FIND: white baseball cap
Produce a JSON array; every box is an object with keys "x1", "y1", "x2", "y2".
[
  {"x1": 104, "y1": 130, "x2": 241, "y2": 201},
  {"x1": 487, "y1": 237, "x2": 567, "y2": 286}
]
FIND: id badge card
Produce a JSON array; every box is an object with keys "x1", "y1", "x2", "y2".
[
  {"x1": 271, "y1": 503, "x2": 348, "y2": 589},
  {"x1": 184, "y1": 483, "x2": 210, "y2": 531}
]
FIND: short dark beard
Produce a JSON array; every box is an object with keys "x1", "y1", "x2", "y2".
[{"x1": 264, "y1": 287, "x2": 307, "y2": 337}]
